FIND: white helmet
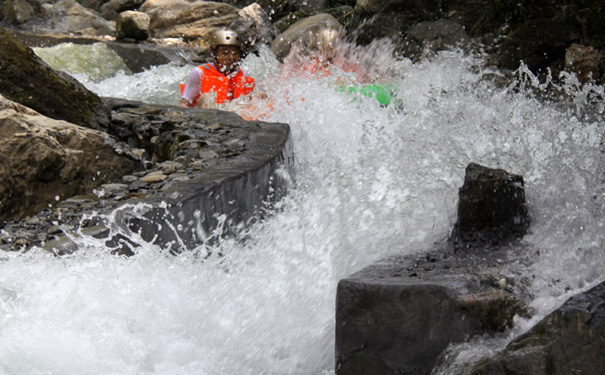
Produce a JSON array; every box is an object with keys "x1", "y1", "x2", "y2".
[
  {"x1": 314, "y1": 28, "x2": 342, "y2": 51},
  {"x1": 209, "y1": 29, "x2": 241, "y2": 49}
]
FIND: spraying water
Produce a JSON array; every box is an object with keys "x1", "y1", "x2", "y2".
[{"x1": 0, "y1": 42, "x2": 604, "y2": 375}]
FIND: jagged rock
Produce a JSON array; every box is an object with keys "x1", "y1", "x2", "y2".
[
  {"x1": 0, "y1": 27, "x2": 111, "y2": 130},
  {"x1": 270, "y1": 13, "x2": 342, "y2": 61},
  {"x1": 116, "y1": 10, "x2": 150, "y2": 40},
  {"x1": 139, "y1": 0, "x2": 239, "y2": 43},
  {"x1": 470, "y1": 281, "x2": 605, "y2": 375},
  {"x1": 0, "y1": 97, "x2": 139, "y2": 221},
  {"x1": 450, "y1": 163, "x2": 529, "y2": 247},
  {"x1": 42, "y1": 0, "x2": 115, "y2": 36},
  {"x1": 565, "y1": 43, "x2": 602, "y2": 84}
]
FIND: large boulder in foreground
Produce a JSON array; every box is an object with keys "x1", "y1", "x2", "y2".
[
  {"x1": 336, "y1": 163, "x2": 531, "y2": 375},
  {"x1": 0, "y1": 26, "x2": 111, "y2": 131},
  {"x1": 0, "y1": 97, "x2": 140, "y2": 222},
  {"x1": 470, "y1": 281, "x2": 605, "y2": 375}
]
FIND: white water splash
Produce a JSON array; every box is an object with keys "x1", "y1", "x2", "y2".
[{"x1": 2, "y1": 44, "x2": 603, "y2": 374}]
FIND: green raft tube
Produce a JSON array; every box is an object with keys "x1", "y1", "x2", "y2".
[{"x1": 339, "y1": 83, "x2": 397, "y2": 106}]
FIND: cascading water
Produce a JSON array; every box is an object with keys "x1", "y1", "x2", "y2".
[{"x1": 0, "y1": 41, "x2": 603, "y2": 375}]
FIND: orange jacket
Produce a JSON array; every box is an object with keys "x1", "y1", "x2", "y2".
[{"x1": 181, "y1": 64, "x2": 255, "y2": 106}]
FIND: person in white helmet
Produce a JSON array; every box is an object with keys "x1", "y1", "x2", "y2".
[
  {"x1": 283, "y1": 27, "x2": 345, "y2": 78},
  {"x1": 179, "y1": 29, "x2": 256, "y2": 108}
]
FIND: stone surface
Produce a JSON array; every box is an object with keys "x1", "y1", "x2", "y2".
[
  {"x1": 116, "y1": 10, "x2": 150, "y2": 41},
  {"x1": 0, "y1": 26, "x2": 111, "y2": 130},
  {"x1": 450, "y1": 163, "x2": 529, "y2": 246},
  {"x1": 402, "y1": 18, "x2": 470, "y2": 60},
  {"x1": 139, "y1": 0, "x2": 239, "y2": 43},
  {"x1": 0, "y1": 98, "x2": 292, "y2": 255},
  {"x1": 498, "y1": 18, "x2": 579, "y2": 73},
  {"x1": 470, "y1": 281, "x2": 605, "y2": 375},
  {"x1": 336, "y1": 164, "x2": 532, "y2": 375},
  {"x1": 336, "y1": 243, "x2": 531, "y2": 375},
  {"x1": 0, "y1": 97, "x2": 140, "y2": 221}
]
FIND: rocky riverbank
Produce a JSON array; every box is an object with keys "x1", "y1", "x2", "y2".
[
  {"x1": 0, "y1": 96, "x2": 291, "y2": 254},
  {"x1": 1, "y1": 1, "x2": 604, "y2": 374}
]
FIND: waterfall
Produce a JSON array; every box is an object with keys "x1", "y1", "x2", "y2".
[{"x1": 0, "y1": 43, "x2": 603, "y2": 375}]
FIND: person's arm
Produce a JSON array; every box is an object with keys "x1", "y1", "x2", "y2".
[{"x1": 180, "y1": 67, "x2": 203, "y2": 107}]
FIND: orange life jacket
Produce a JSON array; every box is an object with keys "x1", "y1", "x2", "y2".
[{"x1": 181, "y1": 64, "x2": 255, "y2": 106}]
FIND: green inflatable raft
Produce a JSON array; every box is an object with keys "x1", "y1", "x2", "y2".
[{"x1": 339, "y1": 84, "x2": 397, "y2": 106}]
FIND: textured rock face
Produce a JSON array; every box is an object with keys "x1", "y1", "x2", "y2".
[
  {"x1": 0, "y1": 97, "x2": 139, "y2": 221},
  {"x1": 335, "y1": 246, "x2": 530, "y2": 375},
  {"x1": 139, "y1": 0, "x2": 239, "y2": 42},
  {"x1": 116, "y1": 10, "x2": 150, "y2": 41},
  {"x1": 0, "y1": 26, "x2": 111, "y2": 131},
  {"x1": 335, "y1": 163, "x2": 531, "y2": 375},
  {"x1": 0, "y1": 98, "x2": 292, "y2": 254},
  {"x1": 451, "y1": 163, "x2": 529, "y2": 246},
  {"x1": 470, "y1": 281, "x2": 605, "y2": 375}
]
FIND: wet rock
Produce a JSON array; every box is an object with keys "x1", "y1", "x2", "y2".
[
  {"x1": 0, "y1": 97, "x2": 140, "y2": 221},
  {"x1": 116, "y1": 10, "x2": 150, "y2": 41},
  {"x1": 139, "y1": 0, "x2": 239, "y2": 43},
  {"x1": 401, "y1": 18, "x2": 470, "y2": 60},
  {"x1": 470, "y1": 281, "x2": 605, "y2": 375},
  {"x1": 336, "y1": 245, "x2": 530, "y2": 375},
  {"x1": 336, "y1": 163, "x2": 532, "y2": 375},
  {"x1": 0, "y1": 99, "x2": 292, "y2": 254},
  {"x1": 229, "y1": 3, "x2": 278, "y2": 54},
  {"x1": 450, "y1": 163, "x2": 530, "y2": 247},
  {"x1": 352, "y1": 0, "x2": 442, "y2": 46},
  {"x1": 565, "y1": 43, "x2": 602, "y2": 84},
  {"x1": 100, "y1": 0, "x2": 146, "y2": 21},
  {"x1": 0, "y1": 27, "x2": 111, "y2": 130}
]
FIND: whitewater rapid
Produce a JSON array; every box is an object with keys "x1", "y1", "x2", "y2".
[{"x1": 0, "y1": 43, "x2": 603, "y2": 374}]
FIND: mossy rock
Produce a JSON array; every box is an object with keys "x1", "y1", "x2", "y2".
[{"x1": 0, "y1": 26, "x2": 110, "y2": 130}]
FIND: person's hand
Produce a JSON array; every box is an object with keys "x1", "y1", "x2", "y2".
[{"x1": 178, "y1": 98, "x2": 191, "y2": 108}]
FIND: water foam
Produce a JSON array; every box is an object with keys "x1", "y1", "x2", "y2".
[{"x1": 2, "y1": 43, "x2": 602, "y2": 374}]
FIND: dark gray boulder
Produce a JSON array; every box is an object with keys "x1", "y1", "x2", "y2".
[
  {"x1": 450, "y1": 163, "x2": 530, "y2": 247},
  {"x1": 470, "y1": 281, "x2": 605, "y2": 375}
]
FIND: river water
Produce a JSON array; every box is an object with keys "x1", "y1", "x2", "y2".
[{"x1": 0, "y1": 42, "x2": 604, "y2": 374}]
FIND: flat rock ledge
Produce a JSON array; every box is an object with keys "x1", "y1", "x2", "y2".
[
  {"x1": 0, "y1": 99, "x2": 292, "y2": 255},
  {"x1": 336, "y1": 164, "x2": 533, "y2": 375},
  {"x1": 335, "y1": 242, "x2": 533, "y2": 375}
]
